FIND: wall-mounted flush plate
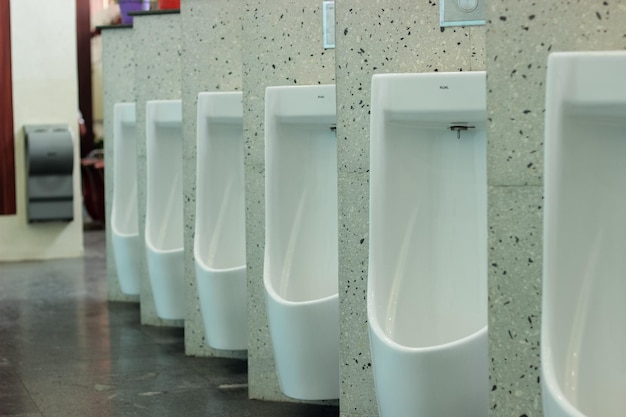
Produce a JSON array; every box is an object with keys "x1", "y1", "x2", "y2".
[
  {"x1": 440, "y1": 0, "x2": 486, "y2": 27},
  {"x1": 323, "y1": 1, "x2": 335, "y2": 49}
]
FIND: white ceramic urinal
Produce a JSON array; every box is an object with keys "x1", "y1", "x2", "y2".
[
  {"x1": 368, "y1": 72, "x2": 488, "y2": 417},
  {"x1": 194, "y1": 92, "x2": 247, "y2": 350},
  {"x1": 542, "y1": 51, "x2": 626, "y2": 417},
  {"x1": 264, "y1": 84, "x2": 339, "y2": 400},
  {"x1": 145, "y1": 99, "x2": 185, "y2": 320},
  {"x1": 111, "y1": 102, "x2": 141, "y2": 296}
]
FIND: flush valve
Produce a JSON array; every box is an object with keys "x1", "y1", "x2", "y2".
[{"x1": 449, "y1": 124, "x2": 475, "y2": 139}]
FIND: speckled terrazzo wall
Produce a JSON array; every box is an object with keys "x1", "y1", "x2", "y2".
[
  {"x1": 180, "y1": 0, "x2": 246, "y2": 359},
  {"x1": 103, "y1": 27, "x2": 139, "y2": 303},
  {"x1": 334, "y1": 2, "x2": 485, "y2": 416},
  {"x1": 241, "y1": 0, "x2": 336, "y2": 403},
  {"x1": 133, "y1": 12, "x2": 183, "y2": 327},
  {"x1": 486, "y1": 2, "x2": 626, "y2": 416}
]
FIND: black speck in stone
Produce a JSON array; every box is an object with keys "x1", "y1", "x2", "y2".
[
  {"x1": 344, "y1": 28, "x2": 348, "y2": 35},
  {"x1": 499, "y1": 16, "x2": 507, "y2": 21},
  {"x1": 360, "y1": 238, "x2": 365, "y2": 244},
  {"x1": 596, "y1": 11, "x2": 602, "y2": 19},
  {"x1": 491, "y1": 385, "x2": 497, "y2": 391},
  {"x1": 529, "y1": 14, "x2": 535, "y2": 20},
  {"x1": 440, "y1": 26, "x2": 445, "y2": 33},
  {"x1": 523, "y1": 109, "x2": 531, "y2": 114}
]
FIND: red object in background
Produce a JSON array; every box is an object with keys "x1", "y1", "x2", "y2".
[
  {"x1": 81, "y1": 151, "x2": 105, "y2": 224},
  {"x1": 158, "y1": 0, "x2": 180, "y2": 9}
]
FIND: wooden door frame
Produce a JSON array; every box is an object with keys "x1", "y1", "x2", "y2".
[
  {"x1": 76, "y1": 0, "x2": 93, "y2": 157},
  {"x1": 0, "y1": 0, "x2": 16, "y2": 215}
]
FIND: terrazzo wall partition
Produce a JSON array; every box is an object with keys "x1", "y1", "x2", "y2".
[
  {"x1": 334, "y1": 2, "x2": 485, "y2": 416},
  {"x1": 486, "y1": 2, "x2": 626, "y2": 416},
  {"x1": 180, "y1": 0, "x2": 246, "y2": 359},
  {"x1": 102, "y1": 26, "x2": 138, "y2": 303},
  {"x1": 133, "y1": 11, "x2": 183, "y2": 327},
  {"x1": 242, "y1": 0, "x2": 336, "y2": 403}
]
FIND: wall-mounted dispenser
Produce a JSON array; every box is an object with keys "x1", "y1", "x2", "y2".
[{"x1": 24, "y1": 125, "x2": 74, "y2": 223}]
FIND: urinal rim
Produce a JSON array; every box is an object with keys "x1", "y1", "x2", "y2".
[
  {"x1": 266, "y1": 83, "x2": 336, "y2": 93},
  {"x1": 372, "y1": 70, "x2": 486, "y2": 81},
  {"x1": 263, "y1": 83, "x2": 339, "y2": 309},
  {"x1": 367, "y1": 68, "x2": 488, "y2": 354},
  {"x1": 262, "y1": 233, "x2": 339, "y2": 307},
  {"x1": 542, "y1": 301, "x2": 590, "y2": 416},
  {"x1": 112, "y1": 104, "x2": 138, "y2": 239},
  {"x1": 113, "y1": 102, "x2": 137, "y2": 130},
  {"x1": 192, "y1": 236, "x2": 246, "y2": 274},
  {"x1": 145, "y1": 231, "x2": 184, "y2": 255},
  {"x1": 197, "y1": 91, "x2": 243, "y2": 121},
  {"x1": 540, "y1": 331, "x2": 587, "y2": 417},
  {"x1": 541, "y1": 123, "x2": 582, "y2": 417},
  {"x1": 263, "y1": 274, "x2": 339, "y2": 307},
  {"x1": 110, "y1": 189, "x2": 138, "y2": 239},
  {"x1": 368, "y1": 307, "x2": 487, "y2": 353},
  {"x1": 198, "y1": 91, "x2": 242, "y2": 100},
  {"x1": 538, "y1": 50, "x2": 624, "y2": 417},
  {"x1": 194, "y1": 254, "x2": 246, "y2": 275},
  {"x1": 110, "y1": 219, "x2": 139, "y2": 239},
  {"x1": 541, "y1": 120, "x2": 588, "y2": 417},
  {"x1": 194, "y1": 92, "x2": 245, "y2": 277},
  {"x1": 145, "y1": 100, "x2": 183, "y2": 257}
]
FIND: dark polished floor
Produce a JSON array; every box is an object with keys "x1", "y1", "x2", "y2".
[{"x1": 0, "y1": 230, "x2": 339, "y2": 417}]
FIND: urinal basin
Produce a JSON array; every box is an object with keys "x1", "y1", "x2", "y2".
[
  {"x1": 542, "y1": 51, "x2": 626, "y2": 417},
  {"x1": 264, "y1": 84, "x2": 339, "y2": 400},
  {"x1": 194, "y1": 92, "x2": 247, "y2": 350},
  {"x1": 145, "y1": 247, "x2": 185, "y2": 319},
  {"x1": 111, "y1": 102, "x2": 141, "y2": 296},
  {"x1": 368, "y1": 72, "x2": 488, "y2": 417},
  {"x1": 265, "y1": 292, "x2": 339, "y2": 400},
  {"x1": 145, "y1": 99, "x2": 185, "y2": 320},
  {"x1": 112, "y1": 233, "x2": 141, "y2": 296}
]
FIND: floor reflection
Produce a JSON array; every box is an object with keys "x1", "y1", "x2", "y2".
[{"x1": 0, "y1": 230, "x2": 339, "y2": 417}]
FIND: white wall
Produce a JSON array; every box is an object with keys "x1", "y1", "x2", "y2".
[{"x1": 0, "y1": 0, "x2": 83, "y2": 261}]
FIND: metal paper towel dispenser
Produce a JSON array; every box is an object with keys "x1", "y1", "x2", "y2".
[{"x1": 24, "y1": 125, "x2": 74, "y2": 223}]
